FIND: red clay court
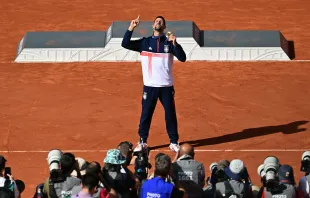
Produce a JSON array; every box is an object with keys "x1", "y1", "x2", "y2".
[{"x1": 1, "y1": 0, "x2": 310, "y2": 196}]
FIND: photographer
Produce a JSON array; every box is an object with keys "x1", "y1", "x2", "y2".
[
  {"x1": 117, "y1": 141, "x2": 134, "y2": 170},
  {"x1": 215, "y1": 159, "x2": 253, "y2": 198},
  {"x1": 139, "y1": 153, "x2": 186, "y2": 198},
  {"x1": 70, "y1": 161, "x2": 105, "y2": 198},
  {"x1": 207, "y1": 160, "x2": 230, "y2": 186},
  {"x1": 72, "y1": 173, "x2": 99, "y2": 198},
  {"x1": 102, "y1": 149, "x2": 136, "y2": 198},
  {"x1": 43, "y1": 153, "x2": 82, "y2": 198},
  {"x1": 117, "y1": 141, "x2": 138, "y2": 182},
  {"x1": 257, "y1": 156, "x2": 296, "y2": 198},
  {"x1": 132, "y1": 144, "x2": 152, "y2": 187},
  {"x1": 71, "y1": 157, "x2": 88, "y2": 178},
  {"x1": 171, "y1": 143, "x2": 205, "y2": 198},
  {"x1": 298, "y1": 151, "x2": 310, "y2": 198},
  {"x1": 0, "y1": 155, "x2": 20, "y2": 198},
  {"x1": 204, "y1": 160, "x2": 230, "y2": 197},
  {"x1": 117, "y1": 141, "x2": 141, "y2": 197},
  {"x1": 279, "y1": 165, "x2": 298, "y2": 197}
]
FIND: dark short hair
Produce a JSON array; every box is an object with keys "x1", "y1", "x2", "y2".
[
  {"x1": 60, "y1": 153, "x2": 76, "y2": 174},
  {"x1": 82, "y1": 173, "x2": 99, "y2": 190},
  {"x1": 118, "y1": 141, "x2": 133, "y2": 156},
  {"x1": 103, "y1": 163, "x2": 121, "y2": 172},
  {"x1": 154, "y1": 16, "x2": 166, "y2": 26},
  {"x1": 218, "y1": 160, "x2": 230, "y2": 170},
  {"x1": 154, "y1": 153, "x2": 171, "y2": 177},
  {"x1": 0, "y1": 155, "x2": 6, "y2": 170},
  {"x1": 86, "y1": 161, "x2": 101, "y2": 175}
]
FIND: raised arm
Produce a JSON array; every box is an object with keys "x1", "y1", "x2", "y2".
[
  {"x1": 121, "y1": 15, "x2": 144, "y2": 52},
  {"x1": 121, "y1": 29, "x2": 144, "y2": 52}
]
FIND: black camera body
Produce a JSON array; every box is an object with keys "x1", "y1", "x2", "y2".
[
  {"x1": 133, "y1": 148, "x2": 152, "y2": 182},
  {"x1": 301, "y1": 160, "x2": 310, "y2": 173},
  {"x1": 49, "y1": 169, "x2": 66, "y2": 183},
  {"x1": 207, "y1": 162, "x2": 229, "y2": 185},
  {"x1": 215, "y1": 169, "x2": 229, "y2": 183}
]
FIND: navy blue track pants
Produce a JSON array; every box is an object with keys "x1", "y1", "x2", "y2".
[{"x1": 138, "y1": 85, "x2": 179, "y2": 144}]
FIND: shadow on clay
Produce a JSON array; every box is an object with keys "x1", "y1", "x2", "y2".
[{"x1": 149, "y1": 120, "x2": 308, "y2": 150}]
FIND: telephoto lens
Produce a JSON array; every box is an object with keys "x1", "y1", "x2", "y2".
[
  {"x1": 257, "y1": 164, "x2": 266, "y2": 178},
  {"x1": 47, "y1": 149, "x2": 63, "y2": 171},
  {"x1": 264, "y1": 156, "x2": 279, "y2": 183},
  {"x1": 263, "y1": 156, "x2": 280, "y2": 191},
  {"x1": 209, "y1": 162, "x2": 218, "y2": 174},
  {"x1": 300, "y1": 151, "x2": 310, "y2": 173}
]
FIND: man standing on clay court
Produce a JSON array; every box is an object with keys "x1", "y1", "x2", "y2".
[{"x1": 121, "y1": 15, "x2": 186, "y2": 153}]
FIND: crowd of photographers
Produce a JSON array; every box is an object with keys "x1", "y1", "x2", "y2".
[{"x1": 1, "y1": 141, "x2": 308, "y2": 198}]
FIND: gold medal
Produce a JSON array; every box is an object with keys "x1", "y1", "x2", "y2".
[{"x1": 166, "y1": 31, "x2": 173, "y2": 38}]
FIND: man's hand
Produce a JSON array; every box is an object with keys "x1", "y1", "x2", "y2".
[
  {"x1": 74, "y1": 159, "x2": 82, "y2": 179},
  {"x1": 128, "y1": 15, "x2": 140, "y2": 31},
  {"x1": 168, "y1": 33, "x2": 177, "y2": 46},
  {"x1": 6, "y1": 174, "x2": 14, "y2": 181}
]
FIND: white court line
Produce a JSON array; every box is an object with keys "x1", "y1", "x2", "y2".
[
  {"x1": 1, "y1": 60, "x2": 310, "y2": 64},
  {"x1": 0, "y1": 149, "x2": 309, "y2": 153}
]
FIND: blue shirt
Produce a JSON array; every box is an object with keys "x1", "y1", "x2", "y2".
[
  {"x1": 121, "y1": 30, "x2": 186, "y2": 62},
  {"x1": 121, "y1": 30, "x2": 186, "y2": 87},
  {"x1": 140, "y1": 177, "x2": 184, "y2": 198}
]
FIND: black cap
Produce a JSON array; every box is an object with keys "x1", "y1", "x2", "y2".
[{"x1": 279, "y1": 164, "x2": 295, "y2": 184}]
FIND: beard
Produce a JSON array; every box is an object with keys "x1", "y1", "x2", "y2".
[{"x1": 154, "y1": 24, "x2": 164, "y2": 32}]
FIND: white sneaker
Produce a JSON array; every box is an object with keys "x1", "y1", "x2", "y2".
[
  {"x1": 169, "y1": 143, "x2": 180, "y2": 152},
  {"x1": 134, "y1": 142, "x2": 148, "y2": 152}
]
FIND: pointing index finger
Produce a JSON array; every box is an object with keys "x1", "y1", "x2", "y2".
[{"x1": 137, "y1": 15, "x2": 140, "y2": 20}]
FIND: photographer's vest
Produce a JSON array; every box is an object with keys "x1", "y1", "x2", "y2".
[
  {"x1": 172, "y1": 155, "x2": 204, "y2": 186},
  {"x1": 140, "y1": 177, "x2": 174, "y2": 198},
  {"x1": 305, "y1": 175, "x2": 310, "y2": 197},
  {"x1": 105, "y1": 171, "x2": 132, "y2": 197},
  {"x1": 44, "y1": 176, "x2": 81, "y2": 198},
  {"x1": 0, "y1": 178, "x2": 15, "y2": 198},
  {"x1": 215, "y1": 180, "x2": 250, "y2": 198},
  {"x1": 172, "y1": 155, "x2": 204, "y2": 197},
  {"x1": 261, "y1": 184, "x2": 297, "y2": 198}
]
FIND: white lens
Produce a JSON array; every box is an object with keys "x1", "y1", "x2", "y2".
[
  {"x1": 257, "y1": 164, "x2": 265, "y2": 177},
  {"x1": 264, "y1": 156, "x2": 279, "y2": 171},
  {"x1": 302, "y1": 151, "x2": 310, "y2": 160},
  {"x1": 265, "y1": 170, "x2": 276, "y2": 181},
  {"x1": 209, "y1": 162, "x2": 218, "y2": 172},
  {"x1": 264, "y1": 156, "x2": 279, "y2": 181},
  {"x1": 47, "y1": 149, "x2": 62, "y2": 171}
]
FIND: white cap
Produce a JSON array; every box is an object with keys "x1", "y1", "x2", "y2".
[
  {"x1": 302, "y1": 151, "x2": 310, "y2": 160},
  {"x1": 71, "y1": 157, "x2": 87, "y2": 177}
]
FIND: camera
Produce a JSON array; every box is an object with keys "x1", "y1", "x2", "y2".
[
  {"x1": 47, "y1": 149, "x2": 65, "y2": 182},
  {"x1": 210, "y1": 162, "x2": 218, "y2": 174},
  {"x1": 240, "y1": 167, "x2": 251, "y2": 184},
  {"x1": 207, "y1": 162, "x2": 228, "y2": 185},
  {"x1": 133, "y1": 147, "x2": 152, "y2": 183},
  {"x1": 4, "y1": 167, "x2": 11, "y2": 180},
  {"x1": 257, "y1": 164, "x2": 265, "y2": 178},
  {"x1": 263, "y1": 156, "x2": 280, "y2": 192},
  {"x1": 208, "y1": 162, "x2": 219, "y2": 185},
  {"x1": 257, "y1": 164, "x2": 266, "y2": 186},
  {"x1": 300, "y1": 151, "x2": 310, "y2": 173},
  {"x1": 47, "y1": 149, "x2": 62, "y2": 171}
]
